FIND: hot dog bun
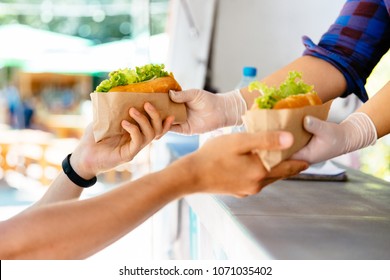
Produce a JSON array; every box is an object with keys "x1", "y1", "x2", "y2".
[
  {"x1": 273, "y1": 92, "x2": 322, "y2": 109},
  {"x1": 108, "y1": 74, "x2": 182, "y2": 93}
]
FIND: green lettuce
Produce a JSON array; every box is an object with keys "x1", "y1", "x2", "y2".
[
  {"x1": 249, "y1": 71, "x2": 315, "y2": 109},
  {"x1": 95, "y1": 64, "x2": 169, "y2": 92}
]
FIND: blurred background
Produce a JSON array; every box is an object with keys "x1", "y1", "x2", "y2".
[
  {"x1": 0, "y1": 0, "x2": 174, "y2": 259},
  {"x1": 0, "y1": 0, "x2": 171, "y2": 186},
  {"x1": 0, "y1": 0, "x2": 389, "y2": 259}
]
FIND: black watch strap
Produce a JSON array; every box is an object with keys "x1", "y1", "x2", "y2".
[{"x1": 62, "y1": 154, "x2": 97, "y2": 188}]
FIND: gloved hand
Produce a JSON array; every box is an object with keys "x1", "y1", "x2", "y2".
[
  {"x1": 169, "y1": 89, "x2": 247, "y2": 135},
  {"x1": 291, "y1": 112, "x2": 377, "y2": 164}
]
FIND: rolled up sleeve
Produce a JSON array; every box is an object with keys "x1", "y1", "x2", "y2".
[{"x1": 302, "y1": 0, "x2": 390, "y2": 102}]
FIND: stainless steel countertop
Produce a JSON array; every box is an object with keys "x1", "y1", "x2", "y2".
[{"x1": 184, "y1": 167, "x2": 390, "y2": 259}]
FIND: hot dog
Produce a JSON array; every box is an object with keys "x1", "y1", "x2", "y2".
[{"x1": 249, "y1": 71, "x2": 322, "y2": 109}]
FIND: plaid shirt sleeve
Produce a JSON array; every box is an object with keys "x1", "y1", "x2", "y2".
[{"x1": 303, "y1": 0, "x2": 390, "y2": 102}]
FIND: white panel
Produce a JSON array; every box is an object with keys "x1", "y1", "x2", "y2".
[
  {"x1": 210, "y1": 0, "x2": 346, "y2": 92},
  {"x1": 167, "y1": 0, "x2": 217, "y2": 89}
]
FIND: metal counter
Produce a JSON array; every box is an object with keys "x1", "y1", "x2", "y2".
[{"x1": 181, "y1": 167, "x2": 390, "y2": 259}]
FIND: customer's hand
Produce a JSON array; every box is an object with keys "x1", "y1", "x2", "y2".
[
  {"x1": 172, "y1": 131, "x2": 308, "y2": 197},
  {"x1": 71, "y1": 102, "x2": 174, "y2": 179},
  {"x1": 169, "y1": 89, "x2": 247, "y2": 135},
  {"x1": 292, "y1": 112, "x2": 377, "y2": 164}
]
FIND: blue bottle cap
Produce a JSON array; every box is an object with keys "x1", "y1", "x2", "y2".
[{"x1": 243, "y1": 67, "x2": 257, "y2": 77}]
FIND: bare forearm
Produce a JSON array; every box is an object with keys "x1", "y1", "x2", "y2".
[
  {"x1": 26, "y1": 148, "x2": 98, "y2": 210},
  {"x1": 357, "y1": 81, "x2": 390, "y2": 138},
  {"x1": 0, "y1": 131, "x2": 304, "y2": 259},
  {"x1": 241, "y1": 56, "x2": 347, "y2": 108},
  {"x1": 0, "y1": 164, "x2": 191, "y2": 259},
  {"x1": 28, "y1": 173, "x2": 83, "y2": 210}
]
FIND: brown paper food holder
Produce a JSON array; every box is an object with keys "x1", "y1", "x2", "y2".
[
  {"x1": 242, "y1": 101, "x2": 332, "y2": 171},
  {"x1": 91, "y1": 92, "x2": 187, "y2": 142}
]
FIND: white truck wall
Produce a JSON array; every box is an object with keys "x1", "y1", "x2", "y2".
[{"x1": 209, "y1": 0, "x2": 346, "y2": 91}]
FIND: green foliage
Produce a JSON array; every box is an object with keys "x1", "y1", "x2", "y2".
[
  {"x1": 360, "y1": 50, "x2": 390, "y2": 182},
  {"x1": 0, "y1": 0, "x2": 169, "y2": 43},
  {"x1": 359, "y1": 138, "x2": 390, "y2": 182},
  {"x1": 95, "y1": 63, "x2": 169, "y2": 92},
  {"x1": 249, "y1": 71, "x2": 315, "y2": 109}
]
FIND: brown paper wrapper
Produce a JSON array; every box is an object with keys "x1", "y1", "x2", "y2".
[
  {"x1": 242, "y1": 101, "x2": 332, "y2": 171},
  {"x1": 90, "y1": 92, "x2": 187, "y2": 142}
]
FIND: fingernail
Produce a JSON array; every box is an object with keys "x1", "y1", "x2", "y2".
[
  {"x1": 299, "y1": 163, "x2": 309, "y2": 173},
  {"x1": 305, "y1": 116, "x2": 313, "y2": 127},
  {"x1": 145, "y1": 102, "x2": 155, "y2": 111},
  {"x1": 169, "y1": 90, "x2": 177, "y2": 97},
  {"x1": 122, "y1": 120, "x2": 130, "y2": 127},
  {"x1": 131, "y1": 108, "x2": 140, "y2": 116},
  {"x1": 279, "y1": 132, "x2": 293, "y2": 147}
]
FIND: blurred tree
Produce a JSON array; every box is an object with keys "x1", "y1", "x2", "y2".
[{"x1": 0, "y1": 0, "x2": 169, "y2": 44}]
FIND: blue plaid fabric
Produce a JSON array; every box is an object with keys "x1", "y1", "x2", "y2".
[{"x1": 303, "y1": 0, "x2": 390, "y2": 102}]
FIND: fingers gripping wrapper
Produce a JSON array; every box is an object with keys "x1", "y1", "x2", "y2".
[
  {"x1": 91, "y1": 64, "x2": 187, "y2": 142},
  {"x1": 243, "y1": 71, "x2": 331, "y2": 170}
]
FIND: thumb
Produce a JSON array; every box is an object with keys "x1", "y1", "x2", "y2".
[
  {"x1": 291, "y1": 116, "x2": 327, "y2": 162},
  {"x1": 302, "y1": 115, "x2": 326, "y2": 135},
  {"x1": 169, "y1": 89, "x2": 200, "y2": 103},
  {"x1": 290, "y1": 146, "x2": 310, "y2": 161},
  {"x1": 170, "y1": 124, "x2": 185, "y2": 134},
  {"x1": 236, "y1": 131, "x2": 294, "y2": 154}
]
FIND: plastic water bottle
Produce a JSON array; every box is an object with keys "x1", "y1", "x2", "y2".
[
  {"x1": 232, "y1": 66, "x2": 257, "y2": 133},
  {"x1": 235, "y1": 66, "x2": 257, "y2": 89}
]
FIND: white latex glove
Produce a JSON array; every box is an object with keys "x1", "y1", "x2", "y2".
[
  {"x1": 292, "y1": 112, "x2": 377, "y2": 164},
  {"x1": 169, "y1": 89, "x2": 247, "y2": 135}
]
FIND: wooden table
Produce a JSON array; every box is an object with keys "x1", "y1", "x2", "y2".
[
  {"x1": 0, "y1": 129, "x2": 78, "y2": 186},
  {"x1": 43, "y1": 114, "x2": 89, "y2": 138}
]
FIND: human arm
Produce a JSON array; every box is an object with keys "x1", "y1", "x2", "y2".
[
  {"x1": 240, "y1": 55, "x2": 347, "y2": 108},
  {"x1": 30, "y1": 102, "x2": 174, "y2": 208},
  {"x1": 170, "y1": 1, "x2": 390, "y2": 134},
  {"x1": 0, "y1": 131, "x2": 308, "y2": 259},
  {"x1": 257, "y1": 0, "x2": 390, "y2": 107},
  {"x1": 169, "y1": 56, "x2": 345, "y2": 135},
  {"x1": 243, "y1": 0, "x2": 389, "y2": 107},
  {"x1": 291, "y1": 81, "x2": 390, "y2": 164},
  {"x1": 356, "y1": 81, "x2": 390, "y2": 138}
]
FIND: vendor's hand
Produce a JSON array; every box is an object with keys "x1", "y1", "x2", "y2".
[
  {"x1": 169, "y1": 89, "x2": 247, "y2": 135},
  {"x1": 173, "y1": 131, "x2": 308, "y2": 197},
  {"x1": 71, "y1": 102, "x2": 174, "y2": 179},
  {"x1": 291, "y1": 113, "x2": 377, "y2": 164}
]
